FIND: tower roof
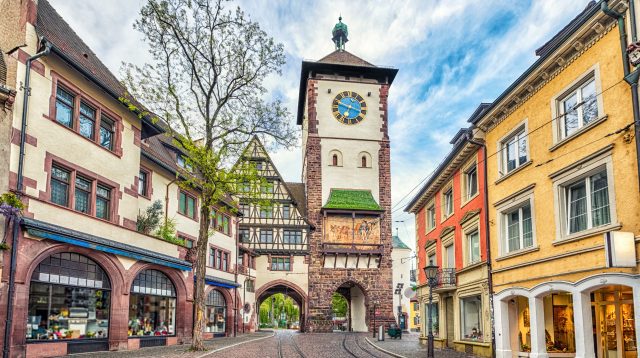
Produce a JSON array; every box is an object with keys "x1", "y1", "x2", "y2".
[
  {"x1": 317, "y1": 50, "x2": 375, "y2": 67},
  {"x1": 392, "y1": 235, "x2": 410, "y2": 250}
]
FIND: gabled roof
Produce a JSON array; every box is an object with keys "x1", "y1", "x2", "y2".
[
  {"x1": 35, "y1": 0, "x2": 163, "y2": 138},
  {"x1": 317, "y1": 50, "x2": 375, "y2": 67},
  {"x1": 323, "y1": 189, "x2": 382, "y2": 211},
  {"x1": 392, "y1": 235, "x2": 410, "y2": 250},
  {"x1": 286, "y1": 182, "x2": 307, "y2": 217}
]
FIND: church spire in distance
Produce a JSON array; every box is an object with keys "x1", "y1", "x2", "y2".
[{"x1": 332, "y1": 16, "x2": 348, "y2": 51}]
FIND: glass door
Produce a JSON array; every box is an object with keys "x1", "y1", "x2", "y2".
[{"x1": 592, "y1": 286, "x2": 637, "y2": 358}]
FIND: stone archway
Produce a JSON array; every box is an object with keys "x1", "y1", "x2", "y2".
[
  {"x1": 333, "y1": 281, "x2": 369, "y2": 332},
  {"x1": 255, "y1": 280, "x2": 308, "y2": 331}
]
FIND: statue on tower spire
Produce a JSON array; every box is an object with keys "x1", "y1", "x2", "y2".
[{"x1": 332, "y1": 16, "x2": 348, "y2": 51}]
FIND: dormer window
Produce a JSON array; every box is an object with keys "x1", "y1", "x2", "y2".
[{"x1": 177, "y1": 154, "x2": 192, "y2": 171}]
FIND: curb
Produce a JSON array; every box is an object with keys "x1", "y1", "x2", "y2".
[
  {"x1": 364, "y1": 337, "x2": 407, "y2": 358},
  {"x1": 196, "y1": 331, "x2": 276, "y2": 358}
]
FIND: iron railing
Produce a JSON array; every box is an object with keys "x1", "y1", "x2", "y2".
[{"x1": 437, "y1": 268, "x2": 456, "y2": 288}]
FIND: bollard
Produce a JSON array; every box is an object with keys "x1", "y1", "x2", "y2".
[{"x1": 378, "y1": 325, "x2": 385, "y2": 341}]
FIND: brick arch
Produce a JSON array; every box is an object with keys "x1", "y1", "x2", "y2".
[
  {"x1": 126, "y1": 262, "x2": 194, "y2": 342},
  {"x1": 203, "y1": 286, "x2": 237, "y2": 337},
  {"x1": 20, "y1": 242, "x2": 127, "y2": 293}
]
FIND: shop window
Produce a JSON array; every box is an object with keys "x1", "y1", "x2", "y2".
[
  {"x1": 543, "y1": 292, "x2": 575, "y2": 353},
  {"x1": 128, "y1": 269, "x2": 176, "y2": 337},
  {"x1": 27, "y1": 253, "x2": 111, "y2": 341},
  {"x1": 460, "y1": 295, "x2": 483, "y2": 341},
  {"x1": 512, "y1": 296, "x2": 531, "y2": 353},
  {"x1": 424, "y1": 302, "x2": 439, "y2": 337},
  {"x1": 205, "y1": 290, "x2": 226, "y2": 334},
  {"x1": 591, "y1": 285, "x2": 637, "y2": 356}
]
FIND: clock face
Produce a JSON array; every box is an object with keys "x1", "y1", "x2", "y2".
[{"x1": 332, "y1": 91, "x2": 367, "y2": 125}]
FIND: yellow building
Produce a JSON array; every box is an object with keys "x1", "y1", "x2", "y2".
[
  {"x1": 468, "y1": 1, "x2": 640, "y2": 357},
  {"x1": 409, "y1": 298, "x2": 420, "y2": 332}
]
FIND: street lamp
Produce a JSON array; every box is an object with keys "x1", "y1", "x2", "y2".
[{"x1": 423, "y1": 265, "x2": 439, "y2": 358}]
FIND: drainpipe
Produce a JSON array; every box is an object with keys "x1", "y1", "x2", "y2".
[
  {"x1": 602, "y1": 1, "x2": 640, "y2": 191},
  {"x1": 4, "y1": 38, "x2": 51, "y2": 358},
  {"x1": 233, "y1": 215, "x2": 240, "y2": 337},
  {"x1": 465, "y1": 132, "x2": 496, "y2": 358},
  {"x1": 165, "y1": 178, "x2": 178, "y2": 225}
]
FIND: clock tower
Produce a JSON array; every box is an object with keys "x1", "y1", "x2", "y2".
[{"x1": 298, "y1": 18, "x2": 398, "y2": 332}]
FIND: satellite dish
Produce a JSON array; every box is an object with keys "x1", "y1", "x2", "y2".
[{"x1": 404, "y1": 287, "x2": 416, "y2": 299}]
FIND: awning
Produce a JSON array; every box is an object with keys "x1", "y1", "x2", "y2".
[
  {"x1": 22, "y1": 218, "x2": 192, "y2": 271},
  {"x1": 196, "y1": 275, "x2": 241, "y2": 289}
]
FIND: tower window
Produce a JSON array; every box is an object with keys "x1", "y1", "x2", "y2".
[
  {"x1": 361, "y1": 156, "x2": 367, "y2": 168},
  {"x1": 359, "y1": 151, "x2": 372, "y2": 168},
  {"x1": 333, "y1": 154, "x2": 338, "y2": 166},
  {"x1": 329, "y1": 150, "x2": 342, "y2": 166}
]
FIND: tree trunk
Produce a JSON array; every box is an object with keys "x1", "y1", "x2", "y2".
[{"x1": 191, "y1": 205, "x2": 211, "y2": 351}]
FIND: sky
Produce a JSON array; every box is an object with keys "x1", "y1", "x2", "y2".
[{"x1": 49, "y1": 0, "x2": 592, "y2": 254}]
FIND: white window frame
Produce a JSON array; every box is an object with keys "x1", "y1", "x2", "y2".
[
  {"x1": 425, "y1": 200, "x2": 436, "y2": 233},
  {"x1": 552, "y1": 150, "x2": 617, "y2": 242},
  {"x1": 495, "y1": 187, "x2": 537, "y2": 258},
  {"x1": 441, "y1": 233, "x2": 455, "y2": 269},
  {"x1": 462, "y1": 220, "x2": 481, "y2": 267},
  {"x1": 461, "y1": 159, "x2": 478, "y2": 205},
  {"x1": 497, "y1": 119, "x2": 529, "y2": 178},
  {"x1": 442, "y1": 185, "x2": 454, "y2": 221},
  {"x1": 551, "y1": 64, "x2": 605, "y2": 146}
]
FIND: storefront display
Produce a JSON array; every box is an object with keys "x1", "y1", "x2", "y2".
[
  {"x1": 592, "y1": 285, "x2": 637, "y2": 358},
  {"x1": 26, "y1": 253, "x2": 111, "y2": 341},
  {"x1": 513, "y1": 296, "x2": 531, "y2": 353},
  {"x1": 460, "y1": 295, "x2": 483, "y2": 341},
  {"x1": 205, "y1": 290, "x2": 227, "y2": 334},
  {"x1": 128, "y1": 269, "x2": 176, "y2": 337},
  {"x1": 543, "y1": 293, "x2": 575, "y2": 353},
  {"x1": 424, "y1": 302, "x2": 439, "y2": 336}
]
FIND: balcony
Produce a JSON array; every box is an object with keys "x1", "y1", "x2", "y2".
[{"x1": 435, "y1": 268, "x2": 456, "y2": 291}]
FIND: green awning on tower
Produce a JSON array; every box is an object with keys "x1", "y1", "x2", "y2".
[{"x1": 323, "y1": 189, "x2": 382, "y2": 211}]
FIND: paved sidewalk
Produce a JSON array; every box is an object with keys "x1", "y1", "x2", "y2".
[
  {"x1": 366, "y1": 331, "x2": 479, "y2": 358},
  {"x1": 64, "y1": 331, "x2": 273, "y2": 358}
]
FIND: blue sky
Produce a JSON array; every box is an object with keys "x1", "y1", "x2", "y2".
[{"x1": 49, "y1": 0, "x2": 592, "y2": 252}]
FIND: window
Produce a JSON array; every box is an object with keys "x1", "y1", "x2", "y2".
[
  {"x1": 283, "y1": 230, "x2": 302, "y2": 244},
  {"x1": 99, "y1": 116, "x2": 114, "y2": 150},
  {"x1": 50, "y1": 166, "x2": 70, "y2": 206},
  {"x1": 178, "y1": 191, "x2": 196, "y2": 219},
  {"x1": 283, "y1": 204, "x2": 291, "y2": 219},
  {"x1": 427, "y1": 253, "x2": 436, "y2": 266},
  {"x1": 205, "y1": 290, "x2": 226, "y2": 333},
  {"x1": 256, "y1": 162, "x2": 263, "y2": 171},
  {"x1": 95, "y1": 185, "x2": 111, "y2": 220},
  {"x1": 222, "y1": 216, "x2": 230, "y2": 235},
  {"x1": 222, "y1": 252, "x2": 229, "y2": 272},
  {"x1": 78, "y1": 102, "x2": 96, "y2": 139},
  {"x1": 503, "y1": 203, "x2": 533, "y2": 253},
  {"x1": 138, "y1": 170, "x2": 148, "y2": 197},
  {"x1": 74, "y1": 176, "x2": 91, "y2": 214},
  {"x1": 211, "y1": 211, "x2": 230, "y2": 235},
  {"x1": 215, "y1": 250, "x2": 222, "y2": 270},
  {"x1": 466, "y1": 230, "x2": 480, "y2": 265},
  {"x1": 443, "y1": 188, "x2": 453, "y2": 218},
  {"x1": 559, "y1": 77, "x2": 598, "y2": 139},
  {"x1": 55, "y1": 87, "x2": 75, "y2": 128},
  {"x1": 183, "y1": 238, "x2": 194, "y2": 249},
  {"x1": 271, "y1": 257, "x2": 291, "y2": 271},
  {"x1": 361, "y1": 156, "x2": 367, "y2": 168},
  {"x1": 129, "y1": 269, "x2": 176, "y2": 337},
  {"x1": 332, "y1": 154, "x2": 338, "y2": 166},
  {"x1": 426, "y1": 204, "x2": 436, "y2": 231},
  {"x1": 27, "y1": 253, "x2": 111, "y2": 341},
  {"x1": 543, "y1": 293, "x2": 576, "y2": 353},
  {"x1": 444, "y1": 243, "x2": 454, "y2": 268},
  {"x1": 565, "y1": 170, "x2": 610, "y2": 234},
  {"x1": 260, "y1": 206, "x2": 272, "y2": 219},
  {"x1": 177, "y1": 154, "x2": 192, "y2": 171},
  {"x1": 465, "y1": 164, "x2": 478, "y2": 201},
  {"x1": 460, "y1": 296, "x2": 483, "y2": 341},
  {"x1": 261, "y1": 181, "x2": 275, "y2": 194},
  {"x1": 208, "y1": 248, "x2": 215, "y2": 267},
  {"x1": 424, "y1": 302, "x2": 439, "y2": 337},
  {"x1": 329, "y1": 150, "x2": 342, "y2": 166},
  {"x1": 501, "y1": 127, "x2": 528, "y2": 174},
  {"x1": 260, "y1": 230, "x2": 273, "y2": 243},
  {"x1": 238, "y1": 253, "x2": 245, "y2": 266},
  {"x1": 239, "y1": 228, "x2": 250, "y2": 243},
  {"x1": 239, "y1": 203, "x2": 250, "y2": 217},
  {"x1": 245, "y1": 279, "x2": 255, "y2": 293}
]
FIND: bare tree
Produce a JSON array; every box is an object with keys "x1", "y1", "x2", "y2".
[{"x1": 121, "y1": 0, "x2": 296, "y2": 350}]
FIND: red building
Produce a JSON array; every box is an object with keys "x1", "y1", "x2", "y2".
[{"x1": 405, "y1": 119, "x2": 492, "y2": 357}]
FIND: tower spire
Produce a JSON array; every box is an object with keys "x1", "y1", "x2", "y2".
[{"x1": 332, "y1": 16, "x2": 348, "y2": 51}]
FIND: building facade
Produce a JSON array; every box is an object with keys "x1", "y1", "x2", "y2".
[
  {"x1": 468, "y1": 1, "x2": 640, "y2": 357},
  {"x1": 406, "y1": 128, "x2": 491, "y2": 357},
  {"x1": 391, "y1": 235, "x2": 412, "y2": 329},
  {"x1": 0, "y1": 1, "x2": 253, "y2": 356}
]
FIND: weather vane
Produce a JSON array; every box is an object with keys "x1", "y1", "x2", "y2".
[{"x1": 332, "y1": 16, "x2": 348, "y2": 51}]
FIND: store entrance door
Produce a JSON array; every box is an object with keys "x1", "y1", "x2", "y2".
[
  {"x1": 445, "y1": 297, "x2": 454, "y2": 348},
  {"x1": 591, "y1": 285, "x2": 637, "y2": 358}
]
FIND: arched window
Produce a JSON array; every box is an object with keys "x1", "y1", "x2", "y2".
[
  {"x1": 27, "y1": 253, "x2": 111, "y2": 341},
  {"x1": 329, "y1": 150, "x2": 343, "y2": 166},
  {"x1": 359, "y1": 152, "x2": 372, "y2": 168},
  {"x1": 205, "y1": 290, "x2": 227, "y2": 334},
  {"x1": 129, "y1": 269, "x2": 176, "y2": 337}
]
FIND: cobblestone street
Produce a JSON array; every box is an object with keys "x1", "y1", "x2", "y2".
[{"x1": 77, "y1": 330, "x2": 479, "y2": 358}]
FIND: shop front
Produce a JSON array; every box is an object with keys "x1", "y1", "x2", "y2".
[
  {"x1": 128, "y1": 269, "x2": 177, "y2": 345},
  {"x1": 495, "y1": 274, "x2": 640, "y2": 358},
  {"x1": 205, "y1": 290, "x2": 227, "y2": 336}
]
